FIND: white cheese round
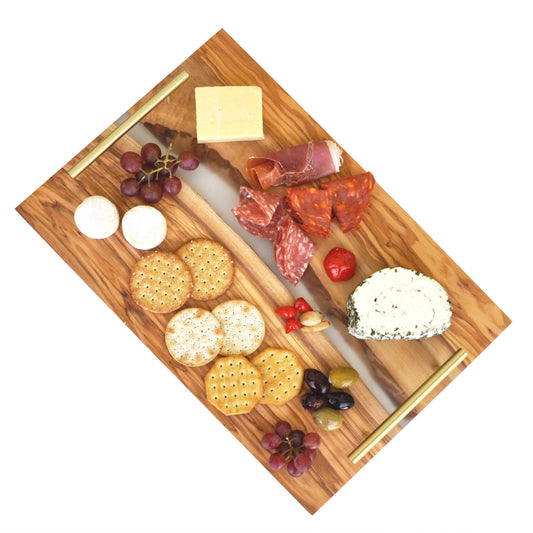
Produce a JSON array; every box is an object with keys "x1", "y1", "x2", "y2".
[
  {"x1": 74, "y1": 195, "x2": 119, "y2": 239},
  {"x1": 121, "y1": 205, "x2": 167, "y2": 250}
]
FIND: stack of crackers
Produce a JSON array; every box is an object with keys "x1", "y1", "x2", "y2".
[{"x1": 129, "y1": 237, "x2": 305, "y2": 417}]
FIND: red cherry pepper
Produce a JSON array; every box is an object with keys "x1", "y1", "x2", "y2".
[
  {"x1": 285, "y1": 318, "x2": 302, "y2": 333},
  {"x1": 293, "y1": 297, "x2": 312, "y2": 313},
  {"x1": 323, "y1": 247, "x2": 357, "y2": 282},
  {"x1": 275, "y1": 306, "x2": 298, "y2": 319}
]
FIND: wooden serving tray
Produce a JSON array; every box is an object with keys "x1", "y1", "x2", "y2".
[{"x1": 16, "y1": 29, "x2": 510, "y2": 514}]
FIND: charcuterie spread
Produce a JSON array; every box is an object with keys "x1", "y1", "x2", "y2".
[
  {"x1": 15, "y1": 31, "x2": 512, "y2": 514},
  {"x1": 66, "y1": 80, "x2": 458, "y2": 480}
]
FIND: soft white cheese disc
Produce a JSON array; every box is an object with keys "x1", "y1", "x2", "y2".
[
  {"x1": 121, "y1": 205, "x2": 167, "y2": 250},
  {"x1": 74, "y1": 195, "x2": 119, "y2": 239}
]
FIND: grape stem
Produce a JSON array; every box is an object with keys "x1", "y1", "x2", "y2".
[{"x1": 137, "y1": 143, "x2": 181, "y2": 185}]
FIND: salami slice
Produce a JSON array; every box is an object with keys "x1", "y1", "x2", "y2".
[
  {"x1": 321, "y1": 172, "x2": 375, "y2": 233},
  {"x1": 274, "y1": 215, "x2": 317, "y2": 285},
  {"x1": 247, "y1": 141, "x2": 342, "y2": 190},
  {"x1": 287, "y1": 187, "x2": 332, "y2": 238},
  {"x1": 232, "y1": 187, "x2": 285, "y2": 240}
]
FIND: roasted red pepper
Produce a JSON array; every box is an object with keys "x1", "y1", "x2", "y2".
[
  {"x1": 285, "y1": 318, "x2": 302, "y2": 333},
  {"x1": 323, "y1": 247, "x2": 357, "y2": 282},
  {"x1": 293, "y1": 297, "x2": 312, "y2": 313},
  {"x1": 275, "y1": 306, "x2": 298, "y2": 319}
]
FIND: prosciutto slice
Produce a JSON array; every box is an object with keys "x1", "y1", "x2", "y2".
[
  {"x1": 247, "y1": 141, "x2": 342, "y2": 190},
  {"x1": 274, "y1": 215, "x2": 317, "y2": 285},
  {"x1": 231, "y1": 187, "x2": 285, "y2": 240},
  {"x1": 321, "y1": 173, "x2": 375, "y2": 233}
]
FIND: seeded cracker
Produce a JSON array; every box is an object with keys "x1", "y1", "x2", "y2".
[
  {"x1": 129, "y1": 251, "x2": 193, "y2": 313},
  {"x1": 212, "y1": 300, "x2": 265, "y2": 356},
  {"x1": 165, "y1": 308, "x2": 224, "y2": 367},
  {"x1": 177, "y1": 238, "x2": 235, "y2": 301},
  {"x1": 204, "y1": 356, "x2": 263, "y2": 416},
  {"x1": 250, "y1": 348, "x2": 304, "y2": 406}
]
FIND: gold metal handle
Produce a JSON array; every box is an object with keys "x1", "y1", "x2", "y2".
[
  {"x1": 67, "y1": 70, "x2": 190, "y2": 178},
  {"x1": 349, "y1": 347, "x2": 469, "y2": 464}
]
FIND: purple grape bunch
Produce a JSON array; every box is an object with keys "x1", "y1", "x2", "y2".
[
  {"x1": 119, "y1": 143, "x2": 199, "y2": 204},
  {"x1": 261, "y1": 420, "x2": 321, "y2": 478}
]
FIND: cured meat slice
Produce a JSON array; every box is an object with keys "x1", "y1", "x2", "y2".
[
  {"x1": 247, "y1": 141, "x2": 342, "y2": 190},
  {"x1": 232, "y1": 187, "x2": 285, "y2": 240},
  {"x1": 287, "y1": 187, "x2": 332, "y2": 238},
  {"x1": 321, "y1": 172, "x2": 376, "y2": 233},
  {"x1": 273, "y1": 215, "x2": 317, "y2": 285}
]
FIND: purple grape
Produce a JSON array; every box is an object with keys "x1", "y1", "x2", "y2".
[
  {"x1": 120, "y1": 152, "x2": 143, "y2": 174},
  {"x1": 293, "y1": 453, "x2": 312, "y2": 473},
  {"x1": 120, "y1": 177, "x2": 140, "y2": 197},
  {"x1": 268, "y1": 453, "x2": 286, "y2": 471},
  {"x1": 140, "y1": 143, "x2": 162, "y2": 164},
  {"x1": 178, "y1": 151, "x2": 200, "y2": 171},
  {"x1": 274, "y1": 420, "x2": 291, "y2": 438},
  {"x1": 287, "y1": 460, "x2": 304, "y2": 477},
  {"x1": 303, "y1": 432, "x2": 321, "y2": 450},
  {"x1": 277, "y1": 441, "x2": 291, "y2": 457},
  {"x1": 261, "y1": 433, "x2": 281, "y2": 451},
  {"x1": 140, "y1": 182, "x2": 163, "y2": 204},
  {"x1": 162, "y1": 177, "x2": 182, "y2": 196},
  {"x1": 288, "y1": 430, "x2": 305, "y2": 448}
]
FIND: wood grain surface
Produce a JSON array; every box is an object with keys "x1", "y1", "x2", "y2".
[{"x1": 16, "y1": 29, "x2": 510, "y2": 513}]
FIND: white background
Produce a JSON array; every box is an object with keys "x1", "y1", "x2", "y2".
[{"x1": 1, "y1": 1, "x2": 531, "y2": 532}]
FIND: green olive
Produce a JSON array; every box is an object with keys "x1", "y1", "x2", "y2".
[
  {"x1": 312, "y1": 407, "x2": 343, "y2": 431},
  {"x1": 328, "y1": 367, "x2": 359, "y2": 389}
]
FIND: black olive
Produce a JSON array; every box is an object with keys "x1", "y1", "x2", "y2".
[
  {"x1": 300, "y1": 392, "x2": 327, "y2": 410},
  {"x1": 304, "y1": 368, "x2": 330, "y2": 395},
  {"x1": 326, "y1": 391, "x2": 355, "y2": 410}
]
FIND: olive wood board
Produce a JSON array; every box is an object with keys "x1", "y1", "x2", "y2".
[{"x1": 16, "y1": 29, "x2": 510, "y2": 514}]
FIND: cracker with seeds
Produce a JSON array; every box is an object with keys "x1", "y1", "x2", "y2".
[
  {"x1": 165, "y1": 308, "x2": 224, "y2": 367},
  {"x1": 204, "y1": 356, "x2": 263, "y2": 416},
  {"x1": 176, "y1": 238, "x2": 234, "y2": 301},
  {"x1": 250, "y1": 347, "x2": 304, "y2": 406},
  {"x1": 129, "y1": 251, "x2": 193, "y2": 313},
  {"x1": 212, "y1": 300, "x2": 265, "y2": 356}
]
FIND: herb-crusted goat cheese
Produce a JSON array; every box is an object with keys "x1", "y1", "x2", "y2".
[{"x1": 347, "y1": 267, "x2": 452, "y2": 340}]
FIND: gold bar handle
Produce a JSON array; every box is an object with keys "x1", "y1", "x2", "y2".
[
  {"x1": 68, "y1": 70, "x2": 190, "y2": 178},
  {"x1": 349, "y1": 348, "x2": 469, "y2": 464}
]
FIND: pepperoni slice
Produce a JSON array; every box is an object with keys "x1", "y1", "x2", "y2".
[
  {"x1": 321, "y1": 173, "x2": 375, "y2": 233},
  {"x1": 286, "y1": 187, "x2": 332, "y2": 238}
]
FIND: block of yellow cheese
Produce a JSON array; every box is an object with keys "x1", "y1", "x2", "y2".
[{"x1": 195, "y1": 86, "x2": 264, "y2": 143}]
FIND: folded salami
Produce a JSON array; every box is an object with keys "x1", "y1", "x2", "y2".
[
  {"x1": 287, "y1": 187, "x2": 332, "y2": 238},
  {"x1": 232, "y1": 187, "x2": 285, "y2": 240},
  {"x1": 321, "y1": 173, "x2": 375, "y2": 233},
  {"x1": 247, "y1": 141, "x2": 342, "y2": 190},
  {"x1": 274, "y1": 215, "x2": 317, "y2": 285}
]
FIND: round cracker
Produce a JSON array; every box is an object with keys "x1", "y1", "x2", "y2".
[
  {"x1": 129, "y1": 251, "x2": 193, "y2": 313},
  {"x1": 250, "y1": 347, "x2": 304, "y2": 406},
  {"x1": 122, "y1": 205, "x2": 167, "y2": 250},
  {"x1": 74, "y1": 195, "x2": 119, "y2": 239},
  {"x1": 212, "y1": 300, "x2": 265, "y2": 356},
  {"x1": 165, "y1": 308, "x2": 224, "y2": 367},
  {"x1": 204, "y1": 356, "x2": 263, "y2": 416},
  {"x1": 176, "y1": 238, "x2": 234, "y2": 301}
]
